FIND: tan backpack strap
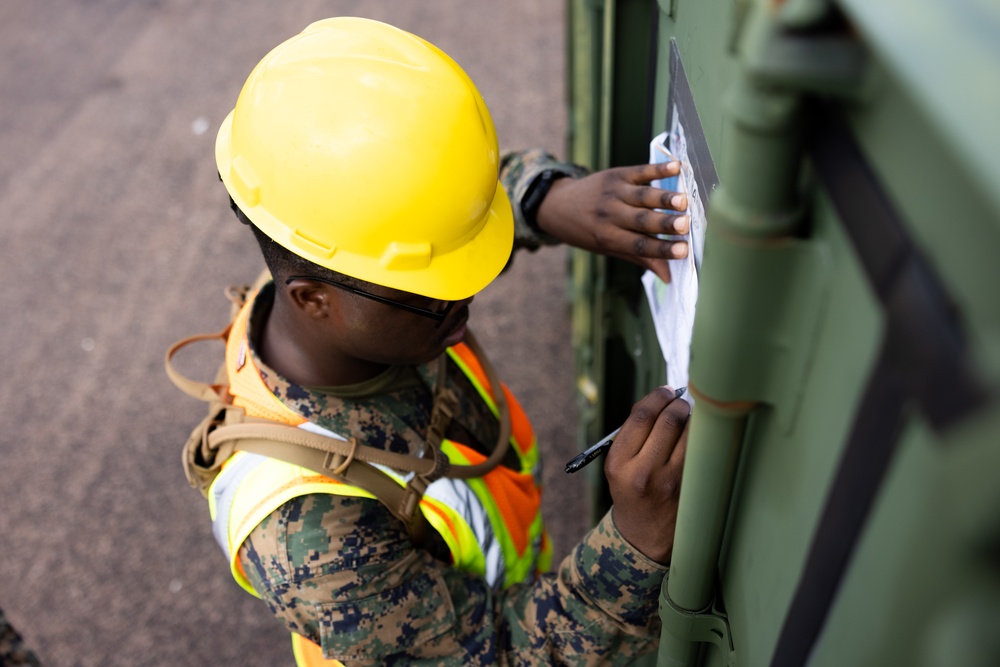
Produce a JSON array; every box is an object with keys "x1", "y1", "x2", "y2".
[
  {"x1": 165, "y1": 326, "x2": 232, "y2": 403},
  {"x1": 167, "y1": 281, "x2": 259, "y2": 402},
  {"x1": 180, "y1": 408, "x2": 431, "y2": 537},
  {"x1": 208, "y1": 420, "x2": 446, "y2": 478},
  {"x1": 226, "y1": 434, "x2": 427, "y2": 543},
  {"x1": 182, "y1": 407, "x2": 229, "y2": 494},
  {"x1": 204, "y1": 415, "x2": 431, "y2": 543}
]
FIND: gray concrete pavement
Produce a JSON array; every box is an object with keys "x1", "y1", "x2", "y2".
[{"x1": 0, "y1": 2, "x2": 586, "y2": 665}]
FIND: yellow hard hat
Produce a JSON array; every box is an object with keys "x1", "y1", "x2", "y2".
[{"x1": 216, "y1": 17, "x2": 513, "y2": 301}]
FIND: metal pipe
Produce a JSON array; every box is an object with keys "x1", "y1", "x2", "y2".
[
  {"x1": 666, "y1": 396, "x2": 752, "y2": 609},
  {"x1": 658, "y1": 396, "x2": 751, "y2": 667}
]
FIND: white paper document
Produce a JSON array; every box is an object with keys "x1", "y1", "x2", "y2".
[{"x1": 643, "y1": 112, "x2": 708, "y2": 394}]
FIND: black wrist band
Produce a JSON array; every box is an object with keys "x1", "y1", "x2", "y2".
[{"x1": 521, "y1": 169, "x2": 569, "y2": 234}]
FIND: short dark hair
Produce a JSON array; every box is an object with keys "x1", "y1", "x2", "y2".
[{"x1": 231, "y1": 198, "x2": 365, "y2": 289}]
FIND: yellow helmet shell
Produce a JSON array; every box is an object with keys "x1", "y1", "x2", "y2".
[{"x1": 216, "y1": 17, "x2": 513, "y2": 300}]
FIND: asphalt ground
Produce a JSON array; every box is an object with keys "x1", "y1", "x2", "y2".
[{"x1": 0, "y1": 2, "x2": 587, "y2": 665}]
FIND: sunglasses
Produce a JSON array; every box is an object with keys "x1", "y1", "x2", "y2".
[{"x1": 285, "y1": 275, "x2": 455, "y2": 327}]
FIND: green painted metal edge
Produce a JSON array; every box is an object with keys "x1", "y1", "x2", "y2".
[{"x1": 834, "y1": 0, "x2": 1000, "y2": 219}]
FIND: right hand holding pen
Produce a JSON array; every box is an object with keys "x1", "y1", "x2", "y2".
[{"x1": 605, "y1": 386, "x2": 690, "y2": 565}]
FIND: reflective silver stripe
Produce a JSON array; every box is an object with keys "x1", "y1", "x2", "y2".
[
  {"x1": 211, "y1": 452, "x2": 269, "y2": 561},
  {"x1": 424, "y1": 477, "x2": 506, "y2": 590},
  {"x1": 296, "y1": 421, "x2": 349, "y2": 442}
]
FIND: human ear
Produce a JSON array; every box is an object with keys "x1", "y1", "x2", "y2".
[{"x1": 285, "y1": 279, "x2": 332, "y2": 320}]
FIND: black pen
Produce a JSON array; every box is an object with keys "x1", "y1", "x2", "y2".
[{"x1": 564, "y1": 387, "x2": 686, "y2": 474}]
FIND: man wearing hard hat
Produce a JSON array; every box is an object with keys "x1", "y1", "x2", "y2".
[{"x1": 169, "y1": 17, "x2": 691, "y2": 666}]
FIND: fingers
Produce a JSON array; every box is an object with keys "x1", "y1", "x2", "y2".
[
  {"x1": 619, "y1": 162, "x2": 688, "y2": 211},
  {"x1": 630, "y1": 231, "x2": 688, "y2": 259},
  {"x1": 631, "y1": 398, "x2": 690, "y2": 470},
  {"x1": 541, "y1": 162, "x2": 693, "y2": 277},
  {"x1": 609, "y1": 239, "x2": 686, "y2": 284},
  {"x1": 602, "y1": 385, "x2": 690, "y2": 565},
  {"x1": 607, "y1": 387, "x2": 682, "y2": 461},
  {"x1": 601, "y1": 225, "x2": 689, "y2": 261},
  {"x1": 624, "y1": 160, "x2": 681, "y2": 186},
  {"x1": 629, "y1": 208, "x2": 690, "y2": 236},
  {"x1": 631, "y1": 187, "x2": 687, "y2": 213},
  {"x1": 607, "y1": 233, "x2": 687, "y2": 285},
  {"x1": 644, "y1": 259, "x2": 673, "y2": 284}
]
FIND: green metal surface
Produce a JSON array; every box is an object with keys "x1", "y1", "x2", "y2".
[
  {"x1": 836, "y1": 0, "x2": 1000, "y2": 217},
  {"x1": 566, "y1": 0, "x2": 1000, "y2": 664},
  {"x1": 568, "y1": 0, "x2": 664, "y2": 522}
]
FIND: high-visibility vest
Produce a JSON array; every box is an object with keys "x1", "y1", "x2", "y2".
[{"x1": 209, "y1": 293, "x2": 551, "y2": 665}]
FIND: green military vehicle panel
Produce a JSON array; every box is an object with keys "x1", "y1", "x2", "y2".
[{"x1": 567, "y1": 0, "x2": 1000, "y2": 665}]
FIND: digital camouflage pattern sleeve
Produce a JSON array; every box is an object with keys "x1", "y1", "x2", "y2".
[
  {"x1": 239, "y1": 494, "x2": 667, "y2": 666},
  {"x1": 0, "y1": 607, "x2": 41, "y2": 666},
  {"x1": 500, "y1": 149, "x2": 589, "y2": 252}
]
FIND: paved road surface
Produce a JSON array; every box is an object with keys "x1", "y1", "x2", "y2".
[{"x1": 0, "y1": 2, "x2": 587, "y2": 665}]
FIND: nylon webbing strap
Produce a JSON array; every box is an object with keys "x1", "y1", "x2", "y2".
[
  {"x1": 768, "y1": 101, "x2": 990, "y2": 667},
  {"x1": 228, "y1": 436, "x2": 427, "y2": 543},
  {"x1": 164, "y1": 328, "x2": 231, "y2": 402},
  {"x1": 208, "y1": 421, "x2": 441, "y2": 477},
  {"x1": 207, "y1": 418, "x2": 444, "y2": 541}
]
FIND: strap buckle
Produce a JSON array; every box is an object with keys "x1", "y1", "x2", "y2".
[{"x1": 324, "y1": 437, "x2": 360, "y2": 476}]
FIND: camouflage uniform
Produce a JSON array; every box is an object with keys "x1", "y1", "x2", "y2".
[
  {"x1": 502, "y1": 149, "x2": 589, "y2": 252},
  {"x1": 229, "y1": 151, "x2": 668, "y2": 665},
  {"x1": 0, "y1": 607, "x2": 41, "y2": 666}
]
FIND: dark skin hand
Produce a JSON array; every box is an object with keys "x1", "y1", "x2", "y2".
[
  {"x1": 604, "y1": 386, "x2": 690, "y2": 565},
  {"x1": 536, "y1": 161, "x2": 690, "y2": 284}
]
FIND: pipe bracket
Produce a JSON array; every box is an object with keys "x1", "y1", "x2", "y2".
[{"x1": 659, "y1": 576, "x2": 736, "y2": 666}]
